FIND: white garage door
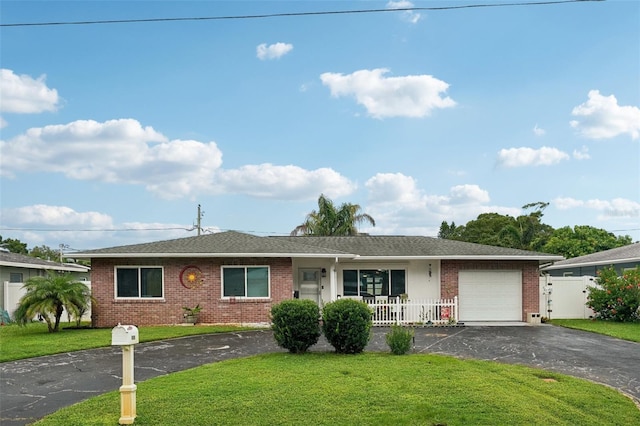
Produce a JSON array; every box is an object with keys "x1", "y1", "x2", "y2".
[{"x1": 459, "y1": 270, "x2": 522, "y2": 321}]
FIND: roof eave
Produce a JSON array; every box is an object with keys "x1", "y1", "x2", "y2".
[
  {"x1": 318, "y1": 255, "x2": 565, "y2": 261},
  {"x1": 74, "y1": 252, "x2": 356, "y2": 259},
  {"x1": 0, "y1": 261, "x2": 89, "y2": 272},
  {"x1": 542, "y1": 257, "x2": 640, "y2": 270}
]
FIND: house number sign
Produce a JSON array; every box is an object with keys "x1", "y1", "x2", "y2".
[{"x1": 180, "y1": 265, "x2": 204, "y2": 289}]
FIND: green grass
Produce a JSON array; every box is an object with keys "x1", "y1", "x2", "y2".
[
  {"x1": 0, "y1": 322, "x2": 253, "y2": 362},
  {"x1": 32, "y1": 352, "x2": 640, "y2": 426},
  {"x1": 551, "y1": 319, "x2": 640, "y2": 342}
]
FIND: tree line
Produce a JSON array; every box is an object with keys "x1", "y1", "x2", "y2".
[{"x1": 438, "y1": 201, "x2": 633, "y2": 258}]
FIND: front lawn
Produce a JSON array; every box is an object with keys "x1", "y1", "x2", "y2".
[
  {"x1": 33, "y1": 353, "x2": 640, "y2": 425},
  {"x1": 0, "y1": 322, "x2": 252, "y2": 362},
  {"x1": 551, "y1": 319, "x2": 640, "y2": 342}
]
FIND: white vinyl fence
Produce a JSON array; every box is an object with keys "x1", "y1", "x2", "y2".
[
  {"x1": 539, "y1": 276, "x2": 595, "y2": 319},
  {"x1": 2, "y1": 281, "x2": 92, "y2": 322},
  {"x1": 362, "y1": 297, "x2": 459, "y2": 326}
]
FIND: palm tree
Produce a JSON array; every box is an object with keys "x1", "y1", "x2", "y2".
[
  {"x1": 291, "y1": 194, "x2": 375, "y2": 236},
  {"x1": 13, "y1": 271, "x2": 93, "y2": 332}
]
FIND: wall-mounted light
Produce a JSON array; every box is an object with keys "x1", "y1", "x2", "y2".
[
  {"x1": 428, "y1": 264, "x2": 432, "y2": 277},
  {"x1": 321, "y1": 268, "x2": 327, "y2": 278}
]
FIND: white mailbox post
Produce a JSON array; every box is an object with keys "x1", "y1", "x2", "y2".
[{"x1": 112, "y1": 324, "x2": 139, "y2": 425}]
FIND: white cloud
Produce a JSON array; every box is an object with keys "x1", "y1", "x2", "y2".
[
  {"x1": 572, "y1": 145, "x2": 590, "y2": 160},
  {"x1": 0, "y1": 69, "x2": 60, "y2": 113},
  {"x1": 386, "y1": 1, "x2": 422, "y2": 24},
  {"x1": 553, "y1": 197, "x2": 640, "y2": 218},
  {"x1": 0, "y1": 117, "x2": 7, "y2": 128},
  {"x1": 533, "y1": 124, "x2": 545, "y2": 136},
  {"x1": 256, "y1": 42, "x2": 293, "y2": 60},
  {"x1": 497, "y1": 146, "x2": 570, "y2": 168},
  {"x1": 570, "y1": 90, "x2": 640, "y2": 140},
  {"x1": 216, "y1": 164, "x2": 356, "y2": 200},
  {"x1": 1, "y1": 204, "x2": 113, "y2": 227},
  {"x1": 0, "y1": 118, "x2": 220, "y2": 198},
  {"x1": 448, "y1": 184, "x2": 490, "y2": 205},
  {"x1": 0, "y1": 118, "x2": 355, "y2": 200},
  {"x1": 363, "y1": 173, "x2": 519, "y2": 235},
  {"x1": 0, "y1": 204, "x2": 199, "y2": 249},
  {"x1": 320, "y1": 68, "x2": 455, "y2": 118}
]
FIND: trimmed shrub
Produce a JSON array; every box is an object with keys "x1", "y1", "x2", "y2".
[
  {"x1": 322, "y1": 298, "x2": 372, "y2": 354},
  {"x1": 271, "y1": 299, "x2": 321, "y2": 353},
  {"x1": 385, "y1": 325, "x2": 414, "y2": 355},
  {"x1": 587, "y1": 266, "x2": 640, "y2": 322}
]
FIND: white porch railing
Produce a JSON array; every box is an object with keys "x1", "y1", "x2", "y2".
[{"x1": 362, "y1": 297, "x2": 459, "y2": 326}]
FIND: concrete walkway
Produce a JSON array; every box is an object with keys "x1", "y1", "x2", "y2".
[{"x1": 1, "y1": 325, "x2": 638, "y2": 425}]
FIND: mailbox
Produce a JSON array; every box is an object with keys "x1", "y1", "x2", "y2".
[{"x1": 111, "y1": 323, "x2": 139, "y2": 345}]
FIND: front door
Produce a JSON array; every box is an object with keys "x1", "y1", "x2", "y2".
[{"x1": 298, "y1": 269, "x2": 321, "y2": 304}]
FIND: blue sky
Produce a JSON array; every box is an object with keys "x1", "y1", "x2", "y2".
[{"x1": 1, "y1": 0, "x2": 639, "y2": 254}]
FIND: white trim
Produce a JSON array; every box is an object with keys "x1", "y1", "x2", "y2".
[
  {"x1": 0, "y1": 260, "x2": 88, "y2": 272},
  {"x1": 543, "y1": 257, "x2": 640, "y2": 270},
  {"x1": 74, "y1": 253, "x2": 562, "y2": 262},
  {"x1": 75, "y1": 252, "x2": 356, "y2": 259},
  {"x1": 355, "y1": 255, "x2": 562, "y2": 261}
]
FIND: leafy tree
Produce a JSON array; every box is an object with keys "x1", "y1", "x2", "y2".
[
  {"x1": 438, "y1": 221, "x2": 463, "y2": 239},
  {"x1": 457, "y1": 213, "x2": 517, "y2": 247},
  {"x1": 0, "y1": 236, "x2": 28, "y2": 254},
  {"x1": 439, "y1": 202, "x2": 553, "y2": 251},
  {"x1": 13, "y1": 272, "x2": 93, "y2": 332},
  {"x1": 291, "y1": 194, "x2": 375, "y2": 236},
  {"x1": 543, "y1": 226, "x2": 633, "y2": 259},
  {"x1": 30, "y1": 245, "x2": 61, "y2": 262},
  {"x1": 587, "y1": 266, "x2": 640, "y2": 322},
  {"x1": 497, "y1": 202, "x2": 554, "y2": 250}
]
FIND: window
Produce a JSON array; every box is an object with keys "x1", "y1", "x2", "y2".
[
  {"x1": 222, "y1": 266, "x2": 269, "y2": 298},
  {"x1": 116, "y1": 267, "x2": 163, "y2": 298},
  {"x1": 9, "y1": 272, "x2": 23, "y2": 283},
  {"x1": 342, "y1": 269, "x2": 406, "y2": 297}
]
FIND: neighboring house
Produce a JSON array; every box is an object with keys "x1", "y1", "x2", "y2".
[
  {"x1": 540, "y1": 243, "x2": 640, "y2": 277},
  {"x1": 1, "y1": 251, "x2": 91, "y2": 317},
  {"x1": 74, "y1": 231, "x2": 562, "y2": 327}
]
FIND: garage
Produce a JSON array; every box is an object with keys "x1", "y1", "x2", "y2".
[{"x1": 459, "y1": 270, "x2": 522, "y2": 321}]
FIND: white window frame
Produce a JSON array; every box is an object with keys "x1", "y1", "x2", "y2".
[
  {"x1": 221, "y1": 265, "x2": 271, "y2": 299},
  {"x1": 114, "y1": 266, "x2": 165, "y2": 299}
]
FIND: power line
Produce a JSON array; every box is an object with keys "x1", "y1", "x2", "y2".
[
  {"x1": 0, "y1": 0, "x2": 604, "y2": 28},
  {"x1": 0, "y1": 226, "x2": 193, "y2": 232}
]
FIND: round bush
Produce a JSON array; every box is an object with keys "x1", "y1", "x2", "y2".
[
  {"x1": 271, "y1": 299, "x2": 321, "y2": 353},
  {"x1": 322, "y1": 298, "x2": 372, "y2": 354}
]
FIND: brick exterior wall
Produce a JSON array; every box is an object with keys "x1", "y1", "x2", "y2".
[
  {"x1": 441, "y1": 260, "x2": 540, "y2": 321},
  {"x1": 90, "y1": 257, "x2": 293, "y2": 327}
]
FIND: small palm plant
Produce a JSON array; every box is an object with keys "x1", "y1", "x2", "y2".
[{"x1": 13, "y1": 271, "x2": 93, "y2": 333}]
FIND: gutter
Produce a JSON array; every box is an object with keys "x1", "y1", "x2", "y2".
[{"x1": 73, "y1": 252, "x2": 358, "y2": 259}]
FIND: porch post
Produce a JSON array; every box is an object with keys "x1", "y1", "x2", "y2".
[
  {"x1": 454, "y1": 296, "x2": 459, "y2": 322},
  {"x1": 330, "y1": 258, "x2": 338, "y2": 301}
]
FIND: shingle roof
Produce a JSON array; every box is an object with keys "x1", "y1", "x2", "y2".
[
  {"x1": 73, "y1": 231, "x2": 351, "y2": 258},
  {"x1": 542, "y1": 243, "x2": 640, "y2": 270},
  {"x1": 73, "y1": 231, "x2": 562, "y2": 261},
  {"x1": 272, "y1": 235, "x2": 561, "y2": 259},
  {"x1": 0, "y1": 251, "x2": 89, "y2": 272}
]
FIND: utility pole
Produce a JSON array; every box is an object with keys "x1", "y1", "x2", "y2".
[{"x1": 196, "y1": 204, "x2": 203, "y2": 236}]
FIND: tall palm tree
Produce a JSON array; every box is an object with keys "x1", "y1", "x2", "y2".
[
  {"x1": 13, "y1": 271, "x2": 93, "y2": 333},
  {"x1": 291, "y1": 194, "x2": 375, "y2": 236}
]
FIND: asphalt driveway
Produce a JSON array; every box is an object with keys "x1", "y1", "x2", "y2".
[{"x1": 1, "y1": 325, "x2": 638, "y2": 425}]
